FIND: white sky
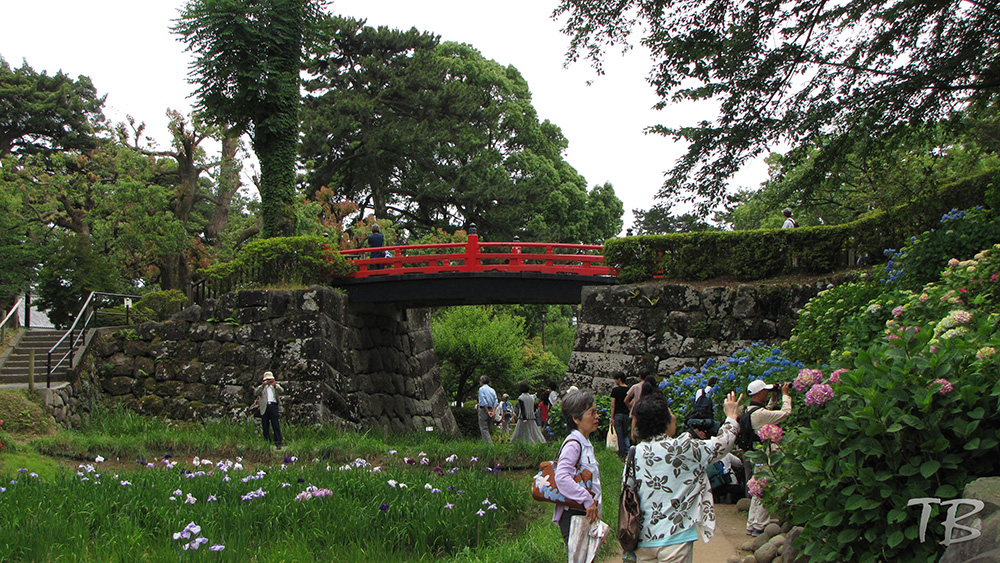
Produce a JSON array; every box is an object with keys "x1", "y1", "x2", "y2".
[{"x1": 0, "y1": 0, "x2": 770, "y2": 233}]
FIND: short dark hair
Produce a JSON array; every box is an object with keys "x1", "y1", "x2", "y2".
[
  {"x1": 707, "y1": 376, "x2": 718, "y2": 387},
  {"x1": 518, "y1": 381, "x2": 529, "y2": 394},
  {"x1": 562, "y1": 390, "x2": 594, "y2": 430},
  {"x1": 372, "y1": 224, "x2": 381, "y2": 232},
  {"x1": 480, "y1": 375, "x2": 490, "y2": 385},
  {"x1": 633, "y1": 394, "x2": 672, "y2": 442}
]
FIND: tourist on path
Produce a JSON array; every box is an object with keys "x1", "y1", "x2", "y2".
[
  {"x1": 685, "y1": 376, "x2": 721, "y2": 436},
  {"x1": 743, "y1": 379, "x2": 792, "y2": 536},
  {"x1": 498, "y1": 393, "x2": 512, "y2": 433},
  {"x1": 627, "y1": 390, "x2": 742, "y2": 562},
  {"x1": 609, "y1": 372, "x2": 631, "y2": 459},
  {"x1": 510, "y1": 381, "x2": 545, "y2": 443},
  {"x1": 253, "y1": 371, "x2": 284, "y2": 450},
  {"x1": 477, "y1": 375, "x2": 498, "y2": 444},
  {"x1": 781, "y1": 208, "x2": 798, "y2": 229},
  {"x1": 553, "y1": 389, "x2": 603, "y2": 545}
]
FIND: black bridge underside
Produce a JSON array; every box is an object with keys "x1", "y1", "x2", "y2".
[{"x1": 330, "y1": 272, "x2": 617, "y2": 307}]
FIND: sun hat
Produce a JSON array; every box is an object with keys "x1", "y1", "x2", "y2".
[
  {"x1": 747, "y1": 380, "x2": 774, "y2": 394},
  {"x1": 263, "y1": 371, "x2": 275, "y2": 381}
]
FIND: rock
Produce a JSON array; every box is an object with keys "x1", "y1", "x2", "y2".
[
  {"x1": 782, "y1": 527, "x2": 805, "y2": 563},
  {"x1": 770, "y1": 534, "x2": 787, "y2": 549},
  {"x1": 737, "y1": 497, "x2": 752, "y2": 511},
  {"x1": 751, "y1": 532, "x2": 773, "y2": 552},
  {"x1": 727, "y1": 557, "x2": 743, "y2": 563},
  {"x1": 940, "y1": 477, "x2": 1000, "y2": 563},
  {"x1": 773, "y1": 558, "x2": 782, "y2": 563},
  {"x1": 742, "y1": 540, "x2": 756, "y2": 551},
  {"x1": 743, "y1": 556, "x2": 757, "y2": 563},
  {"x1": 780, "y1": 521, "x2": 793, "y2": 534},
  {"x1": 763, "y1": 522, "x2": 782, "y2": 538},
  {"x1": 754, "y1": 541, "x2": 779, "y2": 563}
]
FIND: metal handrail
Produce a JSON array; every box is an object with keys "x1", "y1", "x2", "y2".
[
  {"x1": 47, "y1": 292, "x2": 140, "y2": 387},
  {"x1": 1, "y1": 296, "x2": 23, "y2": 344}
]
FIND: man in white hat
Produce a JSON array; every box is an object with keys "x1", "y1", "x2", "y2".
[
  {"x1": 744, "y1": 379, "x2": 792, "y2": 536},
  {"x1": 254, "y1": 371, "x2": 284, "y2": 450}
]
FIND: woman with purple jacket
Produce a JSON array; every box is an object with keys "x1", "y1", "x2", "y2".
[{"x1": 552, "y1": 389, "x2": 603, "y2": 544}]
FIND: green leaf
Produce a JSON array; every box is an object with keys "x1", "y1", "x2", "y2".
[
  {"x1": 887, "y1": 529, "x2": 904, "y2": 548},
  {"x1": 837, "y1": 528, "x2": 860, "y2": 543},
  {"x1": 822, "y1": 511, "x2": 844, "y2": 527},
  {"x1": 920, "y1": 460, "x2": 941, "y2": 478}
]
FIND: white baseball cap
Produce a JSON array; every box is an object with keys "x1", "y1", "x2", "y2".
[{"x1": 747, "y1": 380, "x2": 774, "y2": 394}]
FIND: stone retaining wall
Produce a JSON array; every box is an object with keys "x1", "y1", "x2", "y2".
[
  {"x1": 72, "y1": 286, "x2": 458, "y2": 435},
  {"x1": 564, "y1": 278, "x2": 846, "y2": 394}
]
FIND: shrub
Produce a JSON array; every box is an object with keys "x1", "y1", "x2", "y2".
[
  {"x1": 785, "y1": 276, "x2": 901, "y2": 364},
  {"x1": 657, "y1": 343, "x2": 803, "y2": 423},
  {"x1": 769, "y1": 246, "x2": 1000, "y2": 562},
  {"x1": 198, "y1": 236, "x2": 355, "y2": 291},
  {"x1": 603, "y1": 170, "x2": 997, "y2": 283},
  {"x1": 882, "y1": 206, "x2": 1000, "y2": 289}
]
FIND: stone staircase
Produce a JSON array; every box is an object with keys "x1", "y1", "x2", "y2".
[{"x1": 0, "y1": 329, "x2": 73, "y2": 384}]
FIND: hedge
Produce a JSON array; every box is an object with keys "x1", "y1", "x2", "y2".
[{"x1": 605, "y1": 170, "x2": 999, "y2": 283}]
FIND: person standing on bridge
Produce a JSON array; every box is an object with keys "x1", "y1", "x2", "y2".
[
  {"x1": 477, "y1": 375, "x2": 498, "y2": 444},
  {"x1": 367, "y1": 224, "x2": 386, "y2": 270}
]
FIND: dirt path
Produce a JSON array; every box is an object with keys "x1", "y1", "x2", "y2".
[{"x1": 600, "y1": 503, "x2": 746, "y2": 563}]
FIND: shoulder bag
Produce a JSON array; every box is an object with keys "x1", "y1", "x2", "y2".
[
  {"x1": 531, "y1": 439, "x2": 595, "y2": 511},
  {"x1": 618, "y1": 445, "x2": 641, "y2": 551}
]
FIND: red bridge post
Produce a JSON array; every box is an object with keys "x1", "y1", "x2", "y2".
[{"x1": 464, "y1": 224, "x2": 480, "y2": 273}]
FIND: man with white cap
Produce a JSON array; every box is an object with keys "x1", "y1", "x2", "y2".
[
  {"x1": 254, "y1": 371, "x2": 284, "y2": 450},
  {"x1": 744, "y1": 379, "x2": 792, "y2": 536}
]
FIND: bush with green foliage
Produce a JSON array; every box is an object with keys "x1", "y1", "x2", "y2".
[
  {"x1": 605, "y1": 170, "x2": 997, "y2": 283},
  {"x1": 766, "y1": 245, "x2": 1000, "y2": 562},
  {"x1": 785, "y1": 278, "x2": 901, "y2": 364},
  {"x1": 198, "y1": 236, "x2": 355, "y2": 292},
  {"x1": 882, "y1": 206, "x2": 1000, "y2": 289},
  {"x1": 657, "y1": 343, "x2": 803, "y2": 423}
]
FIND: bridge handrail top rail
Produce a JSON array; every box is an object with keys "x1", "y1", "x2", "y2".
[
  {"x1": 1, "y1": 296, "x2": 24, "y2": 328},
  {"x1": 339, "y1": 240, "x2": 604, "y2": 255}
]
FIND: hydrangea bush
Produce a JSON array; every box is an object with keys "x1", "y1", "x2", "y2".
[
  {"x1": 658, "y1": 343, "x2": 803, "y2": 423},
  {"x1": 770, "y1": 245, "x2": 1000, "y2": 562}
]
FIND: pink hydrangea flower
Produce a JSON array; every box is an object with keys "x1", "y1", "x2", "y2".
[
  {"x1": 829, "y1": 369, "x2": 847, "y2": 384},
  {"x1": 932, "y1": 379, "x2": 953, "y2": 395},
  {"x1": 891, "y1": 305, "x2": 905, "y2": 317},
  {"x1": 794, "y1": 369, "x2": 824, "y2": 392},
  {"x1": 757, "y1": 424, "x2": 783, "y2": 444},
  {"x1": 747, "y1": 477, "x2": 767, "y2": 498},
  {"x1": 948, "y1": 258, "x2": 960, "y2": 267},
  {"x1": 949, "y1": 310, "x2": 972, "y2": 324},
  {"x1": 805, "y1": 384, "x2": 835, "y2": 406},
  {"x1": 976, "y1": 346, "x2": 996, "y2": 359}
]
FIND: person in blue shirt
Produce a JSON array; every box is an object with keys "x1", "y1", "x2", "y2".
[
  {"x1": 367, "y1": 224, "x2": 386, "y2": 270},
  {"x1": 477, "y1": 375, "x2": 498, "y2": 444}
]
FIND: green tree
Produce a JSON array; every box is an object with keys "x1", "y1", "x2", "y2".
[
  {"x1": 0, "y1": 183, "x2": 36, "y2": 304},
  {"x1": 35, "y1": 232, "x2": 122, "y2": 327},
  {"x1": 720, "y1": 117, "x2": 1000, "y2": 230},
  {"x1": 302, "y1": 19, "x2": 623, "y2": 241},
  {"x1": 632, "y1": 203, "x2": 718, "y2": 234},
  {"x1": 0, "y1": 57, "x2": 106, "y2": 157},
  {"x1": 555, "y1": 0, "x2": 1000, "y2": 214},
  {"x1": 432, "y1": 306, "x2": 525, "y2": 405},
  {"x1": 173, "y1": 0, "x2": 329, "y2": 238}
]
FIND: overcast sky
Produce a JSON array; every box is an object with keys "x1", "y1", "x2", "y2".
[{"x1": 0, "y1": 0, "x2": 770, "y2": 233}]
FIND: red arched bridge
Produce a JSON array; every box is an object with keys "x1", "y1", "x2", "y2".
[{"x1": 332, "y1": 231, "x2": 616, "y2": 306}]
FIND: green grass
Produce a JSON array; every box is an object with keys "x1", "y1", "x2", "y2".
[{"x1": 0, "y1": 403, "x2": 625, "y2": 562}]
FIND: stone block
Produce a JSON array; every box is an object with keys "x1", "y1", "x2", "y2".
[
  {"x1": 103, "y1": 376, "x2": 135, "y2": 395},
  {"x1": 754, "y1": 541, "x2": 778, "y2": 563},
  {"x1": 940, "y1": 477, "x2": 1000, "y2": 563}
]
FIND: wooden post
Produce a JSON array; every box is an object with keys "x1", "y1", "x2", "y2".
[{"x1": 28, "y1": 348, "x2": 35, "y2": 391}]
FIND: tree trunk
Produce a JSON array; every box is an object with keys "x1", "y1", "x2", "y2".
[{"x1": 205, "y1": 128, "x2": 241, "y2": 247}]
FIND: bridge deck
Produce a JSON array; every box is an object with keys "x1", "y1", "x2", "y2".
[{"x1": 330, "y1": 271, "x2": 615, "y2": 307}]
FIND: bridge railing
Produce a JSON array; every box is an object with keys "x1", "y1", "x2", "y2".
[{"x1": 337, "y1": 233, "x2": 615, "y2": 278}]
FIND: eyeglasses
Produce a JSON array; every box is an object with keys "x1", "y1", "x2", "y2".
[{"x1": 584, "y1": 407, "x2": 598, "y2": 416}]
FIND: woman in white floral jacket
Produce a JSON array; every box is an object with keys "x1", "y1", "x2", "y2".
[{"x1": 625, "y1": 390, "x2": 742, "y2": 562}]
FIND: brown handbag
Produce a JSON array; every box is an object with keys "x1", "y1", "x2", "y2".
[
  {"x1": 531, "y1": 439, "x2": 596, "y2": 511},
  {"x1": 618, "y1": 446, "x2": 641, "y2": 551}
]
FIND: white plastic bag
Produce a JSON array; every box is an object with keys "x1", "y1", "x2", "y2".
[{"x1": 568, "y1": 515, "x2": 610, "y2": 563}]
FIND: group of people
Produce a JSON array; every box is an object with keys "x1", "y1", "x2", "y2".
[
  {"x1": 477, "y1": 376, "x2": 561, "y2": 444},
  {"x1": 550, "y1": 374, "x2": 792, "y2": 563}
]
